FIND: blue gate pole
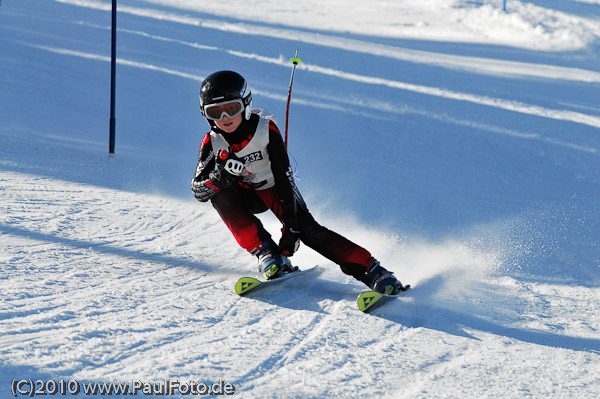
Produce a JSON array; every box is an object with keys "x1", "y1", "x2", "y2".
[
  {"x1": 503, "y1": 0, "x2": 507, "y2": 12},
  {"x1": 109, "y1": 0, "x2": 117, "y2": 157}
]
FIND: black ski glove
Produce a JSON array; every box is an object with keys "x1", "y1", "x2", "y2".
[
  {"x1": 211, "y1": 149, "x2": 246, "y2": 189},
  {"x1": 191, "y1": 177, "x2": 220, "y2": 202},
  {"x1": 190, "y1": 169, "x2": 234, "y2": 201},
  {"x1": 207, "y1": 168, "x2": 236, "y2": 190},
  {"x1": 278, "y1": 215, "x2": 301, "y2": 256},
  {"x1": 208, "y1": 149, "x2": 246, "y2": 190}
]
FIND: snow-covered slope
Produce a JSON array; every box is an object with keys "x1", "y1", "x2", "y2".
[{"x1": 1, "y1": 0, "x2": 599, "y2": 397}]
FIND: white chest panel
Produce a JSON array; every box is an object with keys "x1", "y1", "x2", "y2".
[{"x1": 209, "y1": 109, "x2": 276, "y2": 190}]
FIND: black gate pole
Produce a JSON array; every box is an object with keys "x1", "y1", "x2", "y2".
[{"x1": 109, "y1": 0, "x2": 117, "y2": 157}]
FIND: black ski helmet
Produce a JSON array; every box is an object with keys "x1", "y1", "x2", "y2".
[{"x1": 199, "y1": 71, "x2": 253, "y2": 122}]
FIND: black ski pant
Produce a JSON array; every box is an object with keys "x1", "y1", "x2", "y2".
[{"x1": 210, "y1": 184, "x2": 375, "y2": 280}]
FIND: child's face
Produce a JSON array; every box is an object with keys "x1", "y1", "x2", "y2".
[{"x1": 214, "y1": 113, "x2": 243, "y2": 133}]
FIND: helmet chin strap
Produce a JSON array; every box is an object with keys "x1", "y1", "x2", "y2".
[{"x1": 244, "y1": 100, "x2": 252, "y2": 120}]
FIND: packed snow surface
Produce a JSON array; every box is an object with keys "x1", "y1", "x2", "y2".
[{"x1": 1, "y1": 0, "x2": 599, "y2": 398}]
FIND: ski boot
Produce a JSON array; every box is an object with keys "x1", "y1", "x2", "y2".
[
  {"x1": 255, "y1": 240, "x2": 295, "y2": 280},
  {"x1": 361, "y1": 260, "x2": 408, "y2": 295}
]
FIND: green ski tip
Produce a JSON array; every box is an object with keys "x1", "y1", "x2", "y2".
[
  {"x1": 290, "y1": 57, "x2": 302, "y2": 65},
  {"x1": 357, "y1": 291, "x2": 383, "y2": 312},
  {"x1": 235, "y1": 277, "x2": 262, "y2": 295}
]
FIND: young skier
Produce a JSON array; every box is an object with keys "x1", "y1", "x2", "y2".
[{"x1": 191, "y1": 70, "x2": 407, "y2": 294}]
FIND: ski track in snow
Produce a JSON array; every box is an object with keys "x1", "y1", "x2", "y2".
[{"x1": 2, "y1": 168, "x2": 599, "y2": 397}]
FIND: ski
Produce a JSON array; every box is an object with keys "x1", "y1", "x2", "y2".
[
  {"x1": 235, "y1": 265, "x2": 318, "y2": 295},
  {"x1": 357, "y1": 285, "x2": 410, "y2": 313}
]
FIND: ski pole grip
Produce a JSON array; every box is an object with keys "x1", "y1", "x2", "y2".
[{"x1": 219, "y1": 149, "x2": 229, "y2": 160}]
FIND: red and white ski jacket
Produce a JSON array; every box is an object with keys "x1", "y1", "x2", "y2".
[{"x1": 191, "y1": 109, "x2": 298, "y2": 217}]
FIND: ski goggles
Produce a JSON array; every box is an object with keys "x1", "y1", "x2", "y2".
[{"x1": 203, "y1": 99, "x2": 245, "y2": 121}]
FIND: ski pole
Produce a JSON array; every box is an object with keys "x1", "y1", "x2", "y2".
[{"x1": 284, "y1": 49, "x2": 301, "y2": 149}]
